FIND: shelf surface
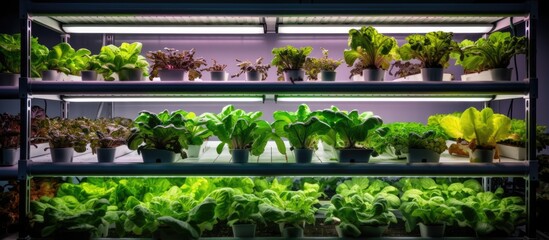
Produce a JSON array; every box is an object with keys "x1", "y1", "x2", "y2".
[
  {"x1": 0, "y1": 86, "x2": 19, "y2": 99},
  {"x1": 27, "y1": 81, "x2": 530, "y2": 101},
  {"x1": 27, "y1": 141, "x2": 530, "y2": 177}
]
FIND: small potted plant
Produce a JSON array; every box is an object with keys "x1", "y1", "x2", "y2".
[
  {"x1": 99, "y1": 42, "x2": 149, "y2": 81},
  {"x1": 41, "y1": 118, "x2": 90, "y2": 162},
  {"x1": 271, "y1": 45, "x2": 313, "y2": 82},
  {"x1": 303, "y1": 48, "x2": 343, "y2": 81},
  {"x1": 80, "y1": 54, "x2": 102, "y2": 81},
  {"x1": 343, "y1": 26, "x2": 398, "y2": 81},
  {"x1": 460, "y1": 107, "x2": 511, "y2": 163},
  {"x1": 497, "y1": 119, "x2": 549, "y2": 160},
  {"x1": 398, "y1": 31, "x2": 458, "y2": 81},
  {"x1": 209, "y1": 188, "x2": 265, "y2": 238},
  {"x1": 0, "y1": 113, "x2": 20, "y2": 166},
  {"x1": 272, "y1": 104, "x2": 330, "y2": 163},
  {"x1": 325, "y1": 194, "x2": 398, "y2": 237},
  {"x1": 42, "y1": 43, "x2": 91, "y2": 81},
  {"x1": 329, "y1": 110, "x2": 387, "y2": 163},
  {"x1": 202, "y1": 59, "x2": 228, "y2": 81},
  {"x1": 259, "y1": 189, "x2": 318, "y2": 238},
  {"x1": 231, "y1": 57, "x2": 270, "y2": 81},
  {"x1": 388, "y1": 60, "x2": 422, "y2": 81},
  {"x1": 407, "y1": 130, "x2": 448, "y2": 163},
  {"x1": 180, "y1": 111, "x2": 211, "y2": 158},
  {"x1": 204, "y1": 105, "x2": 285, "y2": 163},
  {"x1": 0, "y1": 34, "x2": 22, "y2": 86},
  {"x1": 452, "y1": 32, "x2": 526, "y2": 81},
  {"x1": 127, "y1": 110, "x2": 190, "y2": 163},
  {"x1": 147, "y1": 48, "x2": 206, "y2": 81},
  {"x1": 89, "y1": 118, "x2": 132, "y2": 162}
]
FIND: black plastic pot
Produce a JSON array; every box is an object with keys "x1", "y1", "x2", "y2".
[
  {"x1": 363, "y1": 69, "x2": 384, "y2": 81},
  {"x1": 470, "y1": 148, "x2": 495, "y2": 163},
  {"x1": 246, "y1": 71, "x2": 261, "y2": 81},
  {"x1": 159, "y1": 69, "x2": 186, "y2": 81},
  {"x1": 0, "y1": 148, "x2": 19, "y2": 166},
  {"x1": 232, "y1": 149, "x2": 250, "y2": 163},
  {"x1": 281, "y1": 226, "x2": 304, "y2": 238},
  {"x1": 41, "y1": 70, "x2": 61, "y2": 81},
  {"x1": 81, "y1": 70, "x2": 98, "y2": 81},
  {"x1": 294, "y1": 148, "x2": 313, "y2": 163},
  {"x1": 118, "y1": 68, "x2": 143, "y2": 81},
  {"x1": 210, "y1": 71, "x2": 227, "y2": 81},
  {"x1": 97, "y1": 148, "x2": 116, "y2": 163},
  {"x1": 421, "y1": 68, "x2": 443, "y2": 81},
  {"x1": 232, "y1": 223, "x2": 256, "y2": 238},
  {"x1": 489, "y1": 68, "x2": 512, "y2": 81},
  {"x1": 407, "y1": 148, "x2": 441, "y2": 163},
  {"x1": 284, "y1": 69, "x2": 305, "y2": 82},
  {"x1": 320, "y1": 71, "x2": 336, "y2": 81},
  {"x1": 419, "y1": 223, "x2": 445, "y2": 237},
  {"x1": 141, "y1": 149, "x2": 176, "y2": 163},
  {"x1": 338, "y1": 148, "x2": 373, "y2": 163},
  {"x1": 50, "y1": 148, "x2": 74, "y2": 163}
]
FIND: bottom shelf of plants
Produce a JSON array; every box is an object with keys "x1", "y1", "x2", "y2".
[{"x1": 3, "y1": 176, "x2": 527, "y2": 239}]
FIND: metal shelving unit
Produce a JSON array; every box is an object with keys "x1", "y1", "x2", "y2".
[{"x1": 13, "y1": 0, "x2": 538, "y2": 239}]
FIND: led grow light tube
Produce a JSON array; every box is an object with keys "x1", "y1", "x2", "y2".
[
  {"x1": 277, "y1": 97, "x2": 494, "y2": 102},
  {"x1": 62, "y1": 97, "x2": 264, "y2": 102},
  {"x1": 62, "y1": 25, "x2": 265, "y2": 34},
  {"x1": 278, "y1": 24, "x2": 494, "y2": 34}
]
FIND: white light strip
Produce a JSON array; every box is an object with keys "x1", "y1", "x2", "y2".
[
  {"x1": 62, "y1": 25, "x2": 265, "y2": 34},
  {"x1": 278, "y1": 25, "x2": 494, "y2": 34},
  {"x1": 63, "y1": 97, "x2": 264, "y2": 103},
  {"x1": 277, "y1": 97, "x2": 494, "y2": 102}
]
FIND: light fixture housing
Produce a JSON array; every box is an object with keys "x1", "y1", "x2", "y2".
[
  {"x1": 276, "y1": 96, "x2": 494, "y2": 102},
  {"x1": 62, "y1": 25, "x2": 265, "y2": 34},
  {"x1": 278, "y1": 24, "x2": 494, "y2": 34},
  {"x1": 62, "y1": 96, "x2": 265, "y2": 103}
]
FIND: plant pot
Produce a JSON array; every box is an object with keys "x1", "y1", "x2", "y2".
[
  {"x1": 118, "y1": 68, "x2": 143, "y2": 81},
  {"x1": 419, "y1": 223, "x2": 445, "y2": 237},
  {"x1": 358, "y1": 224, "x2": 389, "y2": 237},
  {"x1": 407, "y1": 148, "x2": 441, "y2": 163},
  {"x1": 497, "y1": 144, "x2": 526, "y2": 160},
  {"x1": 0, "y1": 148, "x2": 19, "y2": 166},
  {"x1": 470, "y1": 148, "x2": 494, "y2": 163},
  {"x1": 490, "y1": 68, "x2": 512, "y2": 81},
  {"x1": 186, "y1": 145, "x2": 201, "y2": 158},
  {"x1": 81, "y1": 70, "x2": 98, "y2": 81},
  {"x1": 0, "y1": 73, "x2": 20, "y2": 86},
  {"x1": 284, "y1": 69, "x2": 305, "y2": 82},
  {"x1": 232, "y1": 223, "x2": 256, "y2": 238},
  {"x1": 97, "y1": 148, "x2": 116, "y2": 163},
  {"x1": 281, "y1": 226, "x2": 304, "y2": 238},
  {"x1": 338, "y1": 148, "x2": 373, "y2": 163},
  {"x1": 246, "y1": 71, "x2": 261, "y2": 81},
  {"x1": 232, "y1": 149, "x2": 250, "y2": 163},
  {"x1": 421, "y1": 68, "x2": 444, "y2": 81},
  {"x1": 294, "y1": 148, "x2": 313, "y2": 163},
  {"x1": 210, "y1": 71, "x2": 228, "y2": 81},
  {"x1": 50, "y1": 147, "x2": 74, "y2": 163},
  {"x1": 159, "y1": 69, "x2": 186, "y2": 81},
  {"x1": 41, "y1": 70, "x2": 61, "y2": 81},
  {"x1": 363, "y1": 69, "x2": 384, "y2": 81},
  {"x1": 320, "y1": 71, "x2": 336, "y2": 81},
  {"x1": 141, "y1": 149, "x2": 176, "y2": 163}
]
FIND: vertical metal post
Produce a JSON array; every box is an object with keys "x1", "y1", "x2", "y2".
[
  {"x1": 482, "y1": 177, "x2": 491, "y2": 192},
  {"x1": 61, "y1": 33, "x2": 70, "y2": 43},
  {"x1": 18, "y1": 5, "x2": 32, "y2": 240},
  {"x1": 103, "y1": 33, "x2": 114, "y2": 45},
  {"x1": 62, "y1": 101, "x2": 69, "y2": 118},
  {"x1": 525, "y1": 1, "x2": 538, "y2": 237}
]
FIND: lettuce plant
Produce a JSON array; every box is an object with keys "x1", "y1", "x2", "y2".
[
  {"x1": 303, "y1": 48, "x2": 343, "y2": 80},
  {"x1": 343, "y1": 26, "x2": 398, "y2": 70},
  {"x1": 324, "y1": 193, "x2": 398, "y2": 237},
  {"x1": 208, "y1": 188, "x2": 265, "y2": 226},
  {"x1": 204, "y1": 105, "x2": 285, "y2": 156},
  {"x1": 0, "y1": 113, "x2": 20, "y2": 149},
  {"x1": 399, "y1": 189, "x2": 458, "y2": 232},
  {"x1": 127, "y1": 110, "x2": 190, "y2": 157},
  {"x1": 231, "y1": 57, "x2": 271, "y2": 80},
  {"x1": 89, "y1": 118, "x2": 132, "y2": 154},
  {"x1": 271, "y1": 45, "x2": 313, "y2": 80},
  {"x1": 39, "y1": 117, "x2": 91, "y2": 153},
  {"x1": 498, "y1": 119, "x2": 549, "y2": 152},
  {"x1": 460, "y1": 107, "x2": 511, "y2": 150},
  {"x1": 99, "y1": 42, "x2": 149, "y2": 80},
  {"x1": 456, "y1": 188, "x2": 526, "y2": 236},
  {"x1": 146, "y1": 47, "x2": 206, "y2": 81},
  {"x1": 408, "y1": 130, "x2": 448, "y2": 154},
  {"x1": 272, "y1": 104, "x2": 330, "y2": 151},
  {"x1": 258, "y1": 184, "x2": 320, "y2": 229},
  {"x1": 331, "y1": 110, "x2": 387, "y2": 150},
  {"x1": 398, "y1": 31, "x2": 458, "y2": 68},
  {"x1": 44, "y1": 42, "x2": 91, "y2": 75},
  {"x1": 451, "y1": 32, "x2": 527, "y2": 73},
  {"x1": 0, "y1": 33, "x2": 49, "y2": 77}
]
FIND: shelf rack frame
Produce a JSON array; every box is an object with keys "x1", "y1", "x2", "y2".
[{"x1": 15, "y1": 0, "x2": 538, "y2": 239}]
